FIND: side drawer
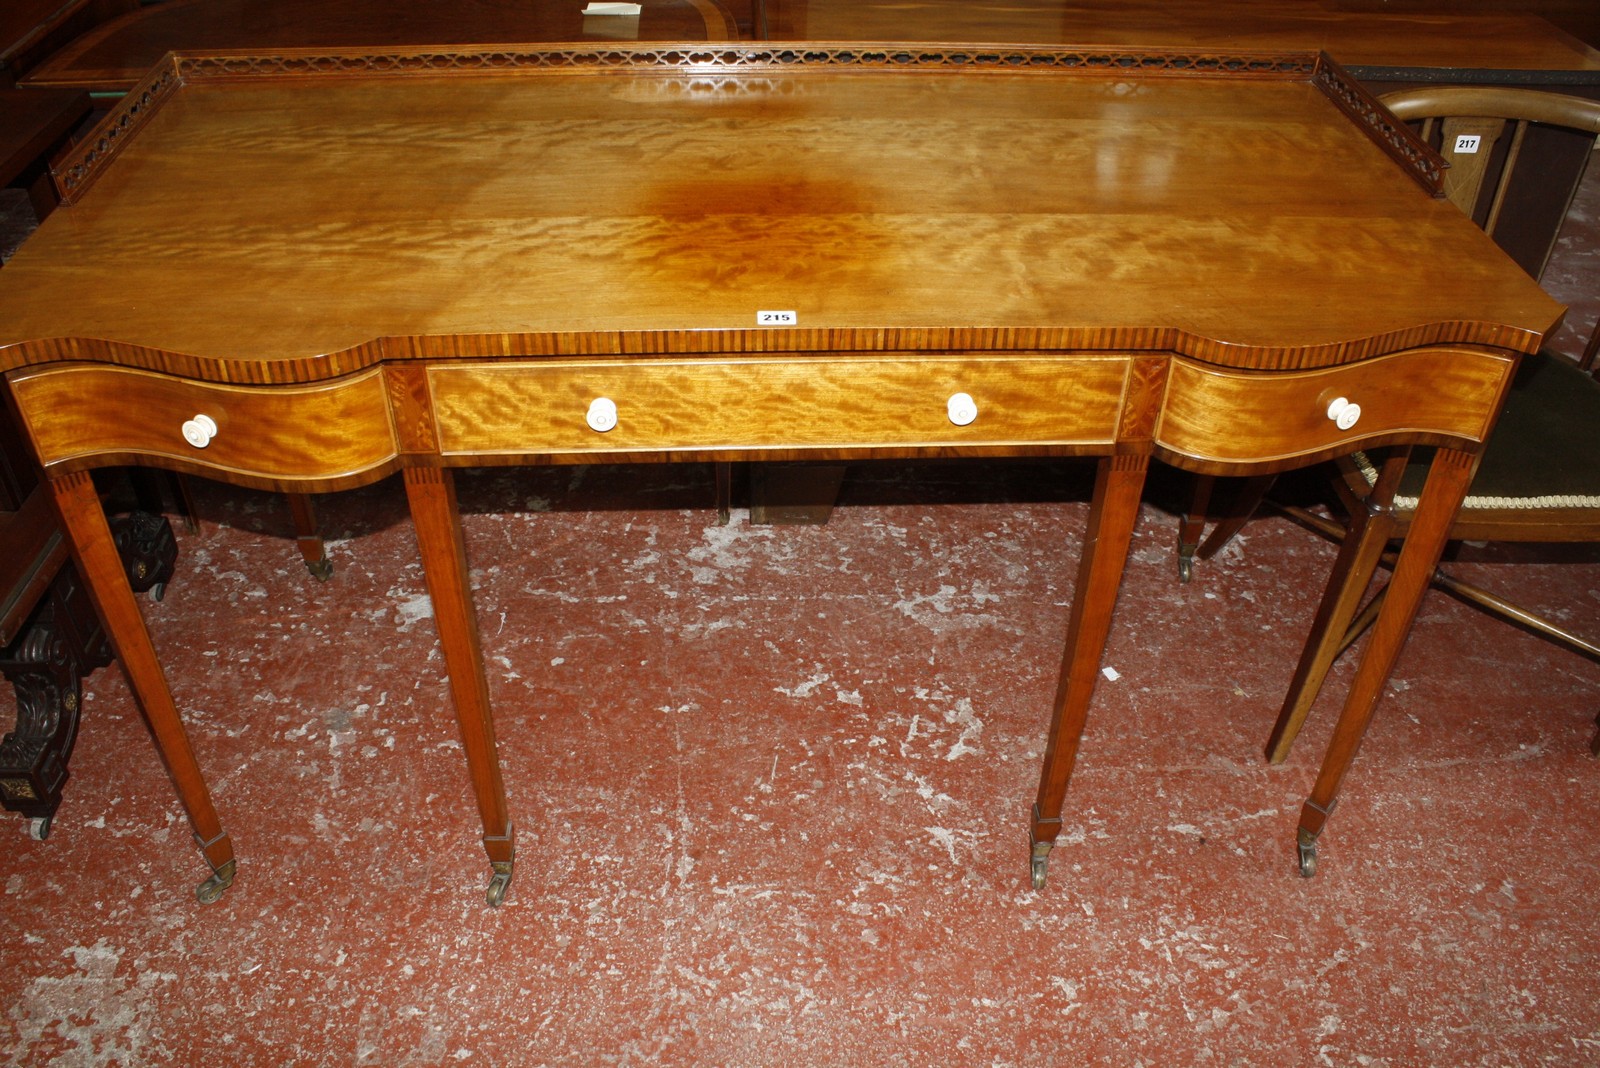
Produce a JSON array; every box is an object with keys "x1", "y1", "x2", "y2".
[
  {"x1": 1156, "y1": 347, "x2": 1516, "y2": 465},
  {"x1": 9, "y1": 365, "x2": 398, "y2": 482},
  {"x1": 429, "y1": 355, "x2": 1131, "y2": 456}
]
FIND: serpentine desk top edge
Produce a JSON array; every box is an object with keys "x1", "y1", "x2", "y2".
[{"x1": 0, "y1": 44, "x2": 1565, "y2": 383}]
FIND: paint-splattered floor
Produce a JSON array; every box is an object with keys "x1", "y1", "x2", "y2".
[
  {"x1": 1, "y1": 119, "x2": 1599, "y2": 1068},
  {"x1": 2, "y1": 458, "x2": 1597, "y2": 1066}
]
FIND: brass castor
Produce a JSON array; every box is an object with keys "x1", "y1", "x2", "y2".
[
  {"x1": 486, "y1": 862, "x2": 513, "y2": 907},
  {"x1": 196, "y1": 859, "x2": 238, "y2": 904},
  {"x1": 1029, "y1": 841, "x2": 1052, "y2": 890},
  {"x1": 1296, "y1": 832, "x2": 1318, "y2": 879}
]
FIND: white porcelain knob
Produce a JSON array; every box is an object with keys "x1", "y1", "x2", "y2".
[
  {"x1": 1326, "y1": 396, "x2": 1361, "y2": 431},
  {"x1": 586, "y1": 397, "x2": 618, "y2": 433},
  {"x1": 181, "y1": 414, "x2": 218, "y2": 449},
  {"x1": 947, "y1": 392, "x2": 978, "y2": 427}
]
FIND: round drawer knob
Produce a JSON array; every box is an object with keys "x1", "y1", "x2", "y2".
[
  {"x1": 1326, "y1": 396, "x2": 1361, "y2": 431},
  {"x1": 181, "y1": 414, "x2": 218, "y2": 449},
  {"x1": 586, "y1": 397, "x2": 619, "y2": 433},
  {"x1": 947, "y1": 392, "x2": 978, "y2": 427}
]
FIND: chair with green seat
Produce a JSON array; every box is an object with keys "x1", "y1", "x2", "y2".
[
  {"x1": 1267, "y1": 335, "x2": 1600, "y2": 763},
  {"x1": 1182, "y1": 85, "x2": 1600, "y2": 763}
]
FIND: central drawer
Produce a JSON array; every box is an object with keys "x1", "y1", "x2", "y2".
[{"x1": 428, "y1": 355, "x2": 1132, "y2": 457}]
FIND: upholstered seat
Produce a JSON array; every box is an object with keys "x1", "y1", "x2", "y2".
[{"x1": 1378, "y1": 350, "x2": 1600, "y2": 521}]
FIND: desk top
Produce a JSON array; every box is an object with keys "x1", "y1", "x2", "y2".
[{"x1": 0, "y1": 46, "x2": 1562, "y2": 383}]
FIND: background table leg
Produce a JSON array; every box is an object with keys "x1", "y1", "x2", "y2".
[
  {"x1": 1030, "y1": 454, "x2": 1149, "y2": 889},
  {"x1": 1294, "y1": 447, "x2": 1479, "y2": 877},
  {"x1": 403, "y1": 466, "x2": 515, "y2": 906},
  {"x1": 47, "y1": 470, "x2": 235, "y2": 903},
  {"x1": 285, "y1": 493, "x2": 332, "y2": 582}
]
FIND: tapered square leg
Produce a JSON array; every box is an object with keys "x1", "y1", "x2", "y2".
[
  {"x1": 1030, "y1": 454, "x2": 1148, "y2": 888},
  {"x1": 47, "y1": 471, "x2": 236, "y2": 903},
  {"x1": 403, "y1": 467, "x2": 515, "y2": 906},
  {"x1": 1295, "y1": 447, "x2": 1479, "y2": 876}
]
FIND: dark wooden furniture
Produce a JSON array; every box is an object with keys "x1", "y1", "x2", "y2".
[
  {"x1": 0, "y1": 385, "x2": 112, "y2": 842},
  {"x1": 1333, "y1": 0, "x2": 1600, "y2": 53},
  {"x1": 1, "y1": 74, "x2": 185, "y2": 845},
  {"x1": 0, "y1": 45, "x2": 1561, "y2": 905},
  {"x1": 0, "y1": 436, "x2": 170, "y2": 843},
  {"x1": 20, "y1": 0, "x2": 737, "y2": 90},
  {"x1": 0, "y1": 80, "x2": 97, "y2": 840},
  {"x1": 756, "y1": 0, "x2": 1600, "y2": 74},
  {"x1": 0, "y1": 86, "x2": 90, "y2": 223},
  {"x1": 0, "y1": 0, "x2": 137, "y2": 87}
]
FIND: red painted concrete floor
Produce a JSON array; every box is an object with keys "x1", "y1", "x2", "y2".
[
  {"x1": 0, "y1": 466, "x2": 1596, "y2": 1065},
  {"x1": 2, "y1": 144, "x2": 1600, "y2": 1068}
]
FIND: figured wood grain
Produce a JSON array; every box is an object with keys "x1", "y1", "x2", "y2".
[
  {"x1": 0, "y1": 46, "x2": 1565, "y2": 895},
  {"x1": 429, "y1": 356, "x2": 1129, "y2": 459},
  {"x1": 0, "y1": 49, "x2": 1560, "y2": 383},
  {"x1": 384, "y1": 363, "x2": 442, "y2": 458},
  {"x1": 1154, "y1": 347, "x2": 1516, "y2": 470},
  {"x1": 11, "y1": 365, "x2": 399, "y2": 488}
]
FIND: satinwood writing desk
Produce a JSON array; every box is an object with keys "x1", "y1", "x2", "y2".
[{"x1": 0, "y1": 45, "x2": 1563, "y2": 904}]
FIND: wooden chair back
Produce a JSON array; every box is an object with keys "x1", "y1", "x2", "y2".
[
  {"x1": 1247, "y1": 87, "x2": 1600, "y2": 764},
  {"x1": 1382, "y1": 86, "x2": 1600, "y2": 373},
  {"x1": 1374, "y1": 89, "x2": 1600, "y2": 544}
]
